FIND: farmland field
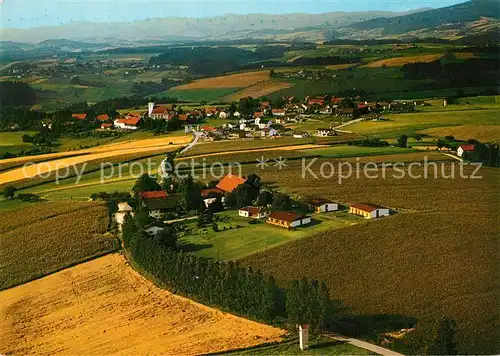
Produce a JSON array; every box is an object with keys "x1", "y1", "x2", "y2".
[
  {"x1": 362, "y1": 54, "x2": 444, "y2": 68},
  {"x1": 346, "y1": 108, "x2": 500, "y2": 138},
  {"x1": 241, "y1": 161, "x2": 500, "y2": 354},
  {"x1": 418, "y1": 125, "x2": 500, "y2": 143},
  {"x1": 0, "y1": 254, "x2": 285, "y2": 355},
  {"x1": 303, "y1": 145, "x2": 417, "y2": 158},
  {"x1": 0, "y1": 201, "x2": 118, "y2": 290},
  {"x1": 172, "y1": 70, "x2": 270, "y2": 90},
  {"x1": 222, "y1": 81, "x2": 294, "y2": 102},
  {"x1": 163, "y1": 88, "x2": 237, "y2": 102}
]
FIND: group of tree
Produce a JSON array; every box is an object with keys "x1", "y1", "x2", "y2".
[
  {"x1": 464, "y1": 141, "x2": 500, "y2": 167},
  {"x1": 398, "y1": 317, "x2": 458, "y2": 355},
  {"x1": 349, "y1": 138, "x2": 390, "y2": 148}
]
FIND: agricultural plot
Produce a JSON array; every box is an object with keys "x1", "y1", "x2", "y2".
[
  {"x1": 362, "y1": 54, "x2": 444, "y2": 68},
  {"x1": 0, "y1": 201, "x2": 118, "y2": 290},
  {"x1": 241, "y1": 162, "x2": 500, "y2": 354},
  {"x1": 179, "y1": 210, "x2": 362, "y2": 261},
  {"x1": 0, "y1": 254, "x2": 285, "y2": 355},
  {"x1": 302, "y1": 145, "x2": 418, "y2": 158},
  {"x1": 418, "y1": 125, "x2": 500, "y2": 143},
  {"x1": 0, "y1": 131, "x2": 37, "y2": 156},
  {"x1": 346, "y1": 108, "x2": 500, "y2": 138},
  {"x1": 222, "y1": 81, "x2": 294, "y2": 102},
  {"x1": 172, "y1": 70, "x2": 270, "y2": 90},
  {"x1": 163, "y1": 88, "x2": 237, "y2": 102}
]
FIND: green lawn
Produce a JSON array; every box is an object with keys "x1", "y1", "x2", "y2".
[
  {"x1": 0, "y1": 131, "x2": 38, "y2": 146},
  {"x1": 0, "y1": 199, "x2": 34, "y2": 212},
  {"x1": 302, "y1": 145, "x2": 416, "y2": 158},
  {"x1": 227, "y1": 337, "x2": 372, "y2": 355},
  {"x1": 178, "y1": 210, "x2": 363, "y2": 261}
]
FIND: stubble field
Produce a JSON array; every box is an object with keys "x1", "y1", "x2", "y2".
[{"x1": 0, "y1": 253, "x2": 285, "y2": 355}]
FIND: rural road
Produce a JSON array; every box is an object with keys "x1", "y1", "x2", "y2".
[
  {"x1": 324, "y1": 333, "x2": 404, "y2": 356},
  {"x1": 160, "y1": 130, "x2": 201, "y2": 177},
  {"x1": 333, "y1": 118, "x2": 364, "y2": 133}
]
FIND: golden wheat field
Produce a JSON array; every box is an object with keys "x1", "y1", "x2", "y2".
[
  {"x1": 418, "y1": 125, "x2": 500, "y2": 143},
  {"x1": 0, "y1": 253, "x2": 285, "y2": 355},
  {"x1": 362, "y1": 54, "x2": 444, "y2": 68},
  {"x1": 0, "y1": 135, "x2": 191, "y2": 186},
  {"x1": 222, "y1": 81, "x2": 293, "y2": 101},
  {"x1": 325, "y1": 63, "x2": 357, "y2": 70},
  {"x1": 173, "y1": 70, "x2": 270, "y2": 90}
]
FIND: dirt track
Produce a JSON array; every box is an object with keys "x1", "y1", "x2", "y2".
[{"x1": 0, "y1": 254, "x2": 285, "y2": 355}]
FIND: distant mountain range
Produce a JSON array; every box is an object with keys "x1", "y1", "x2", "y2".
[{"x1": 1, "y1": 1, "x2": 498, "y2": 46}]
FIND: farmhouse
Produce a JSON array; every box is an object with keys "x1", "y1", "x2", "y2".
[
  {"x1": 219, "y1": 111, "x2": 228, "y2": 119},
  {"x1": 114, "y1": 117, "x2": 141, "y2": 130},
  {"x1": 457, "y1": 144, "x2": 475, "y2": 157},
  {"x1": 148, "y1": 103, "x2": 172, "y2": 120},
  {"x1": 309, "y1": 199, "x2": 339, "y2": 213},
  {"x1": 293, "y1": 132, "x2": 309, "y2": 139},
  {"x1": 317, "y1": 128, "x2": 335, "y2": 137},
  {"x1": 254, "y1": 111, "x2": 264, "y2": 119},
  {"x1": 139, "y1": 191, "x2": 168, "y2": 200},
  {"x1": 216, "y1": 174, "x2": 247, "y2": 193},
  {"x1": 72, "y1": 113, "x2": 87, "y2": 120},
  {"x1": 144, "y1": 195, "x2": 179, "y2": 219},
  {"x1": 349, "y1": 203, "x2": 390, "y2": 219},
  {"x1": 267, "y1": 211, "x2": 311, "y2": 229},
  {"x1": 205, "y1": 107, "x2": 217, "y2": 117},
  {"x1": 238, "y1": 206, "x2": 270, "y2": 219},
  {"x1": 96, "y1": 114, "x2": 110, "y2": 121},
  {"x1": 100, "y1": 123, "x2": 112, "y2": 130},
  {"x1": 115, "y1": 202, "x2": 134, "y2": 229},
  {"x1": 201, "y1": 187, "x2": 225, "y2": 207},
  {"x1": 272, "y1": 109, "x2": 286, "y2": 116}
]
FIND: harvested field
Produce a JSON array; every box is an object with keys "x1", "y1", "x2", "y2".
[
  {"x1": 362, "y1": 54, "x2": 444, "y2": 68},
  {"x1": 418, "y1": 125, "x2": 500, "y2": 143},
  {"x1": 325, "y1": 63, "x2": 357, "y2": 70},
  {"x1": 0, "y1": 134, "x2": 191, "y2": 172},
  {"x1": 173, "y1": 70, "x2": 270, "y2": 90},
  {"x1": 0, "y1": 144, "x2": 183, "y2": 187},
  {"x1": 222, "y1": 81, "x2": 293, "y2": 101},
  {"x1": 453, "y1": 52, "x2": 476, "y2": 59},
  {"x1": 242, "y1": 161, "x2": 500, "y2": 354},
  {"x1": 0, "y1": 201, "x2": 117, "y2": 290},
  {"x1": 0, "y1": 254, "x2": 285, "y2": 355}
]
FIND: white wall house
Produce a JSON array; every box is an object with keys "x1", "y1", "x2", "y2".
[
  {"x1": 457, "y1": 145, "x2": 475, "y2": 157},
  {"x1": 238, "y1": 206, "x2": 270, "y2": 219},
  {"x1": 349, "y1": 203, "x2": 390, "y2": 219},
  {"x1": 317, "y1": 128, "x2": 334, "y2": 137},
  {"x1": 310, "y1": 200, "x2": 339, "y2": 213}
]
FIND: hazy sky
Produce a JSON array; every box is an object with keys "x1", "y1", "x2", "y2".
[{"x1": 1, "y1": 0, "x2": 465, "y2": 29}]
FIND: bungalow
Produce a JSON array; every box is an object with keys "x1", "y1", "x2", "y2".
[
  {"x1": 139, "y1": 190, "x2": 168, "y2": 200},
  {"x1": 96, "y1": 114, "x2": 110, "y2": 121},
  {"x1": 100, "y1": 123, "x2": 113, "y2": 130},
  {"x1": 317, "y1": 128, "x2": 335, "y2": 137},
  {"x1": 267, "y1": 211, "x2": 311, "y2": 229},
  {"x1": 457, "y1": 144, "x2": 475, "y2": 157},
  {"x1": 309, "y1": 198, "x2": 338, "y2": 213},
  {"x1": 72, "y1": 113, "x2": 87, "y2": 120},
  {"x1": 216, "y1": 174, "x2": 247, "y2": 193},
  {"x1": 238, "y1": 206, "x2": 270, "y2": 219},
  {"x1": 272, "y1": 108, "x2": 286, "y2": 116},
  {"x1": 114, "y1": 117, "x2": 141, "y2": 130},
  {"x1": 349, "y1": 203, "x2": 390, "y2": 219},
  {"x1": 144, "y1": 195, "x2": 179, "y2": 219}
]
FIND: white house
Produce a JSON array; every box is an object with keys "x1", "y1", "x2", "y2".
[
  {"x1": 114, "y1": 117, "x2": 141, "y2": 130},
  {"x1": 267, "y1": 211, "x2": 312, "y2": 229},
  {"x1": 349, "y1": 203, "x2": 390, "y2": 219},
  {"x1": 457, "y1": 144, "x2": 475, "y2": 157},
  {"x1": 233, "y1": 111, "x2": 241, "y2": 118},
  {"x1": 293, "y1": 132, "x2": 310, "y2": 139},
  {"x1": 319, "y1": 106, "x2": 333, "y2": 115},
  {"x1": 272, "y1": 109, "x2": 286, "y2": 116},
  {"x1": 219, "y1": 111, "x2": 228, "y2": 119},
  {"x1": 309, "y1": 199, "x2": 339, "y2": 213},
  {"x1": 115, "y1": 202, "x2": 134, "y2": 230},
  {"x1": 238, "y1": 206, "x2": 270, "y2": 219},
  {"x1": 240, "y1": 123, "x2": 247, "y2": 130},
  {"x1": 254, "y1": 117, "x2": 261, "y2": 126}
]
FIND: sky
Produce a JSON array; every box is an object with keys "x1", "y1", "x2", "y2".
[{"x1": 1, "y1": 0, "x2": 466, "y2": 29}]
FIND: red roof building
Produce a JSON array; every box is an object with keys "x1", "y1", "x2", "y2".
[
  {"x1": 216, "y1": 174, "x2": 247, "y2": 193},
  {"x1": 115, "y1": 117, "x2": 141, "y2": 126},
  {"x1": 201, "y1": 187, "x2": 225, "y2": 198},
  {"x1": 308, "y1": 99, "x2": 325, "y2": 106},
  {"x1": 254, "y1": 111, "x2": 264, "y2": 118},
  {"x1": 100, "y1": 123, "x2": 112, "y2": 130},
  {"x1": 139, "y1": 191, "x2": 168, "y2": 200},
  {"x1": 96, "y1": 114, "x2": 110, "y2": 121},
  {"x1": 72, "y1": 113, "x2": 87, "y2": 120}
]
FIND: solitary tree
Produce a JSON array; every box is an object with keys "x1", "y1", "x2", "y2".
[
  {"x1": 133, "y1": 174, "x2": 161, "y2": 195},
  {"x1": 3, "y1": 185, "x2": 16, "y2": 200},
  {"x1": 397, "y1": 134, "x2": 408, "y2": 148}
]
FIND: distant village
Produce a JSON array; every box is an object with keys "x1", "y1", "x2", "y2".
[{"x1": 68, "y1": 95, "x2": 429, "y2": 141}]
